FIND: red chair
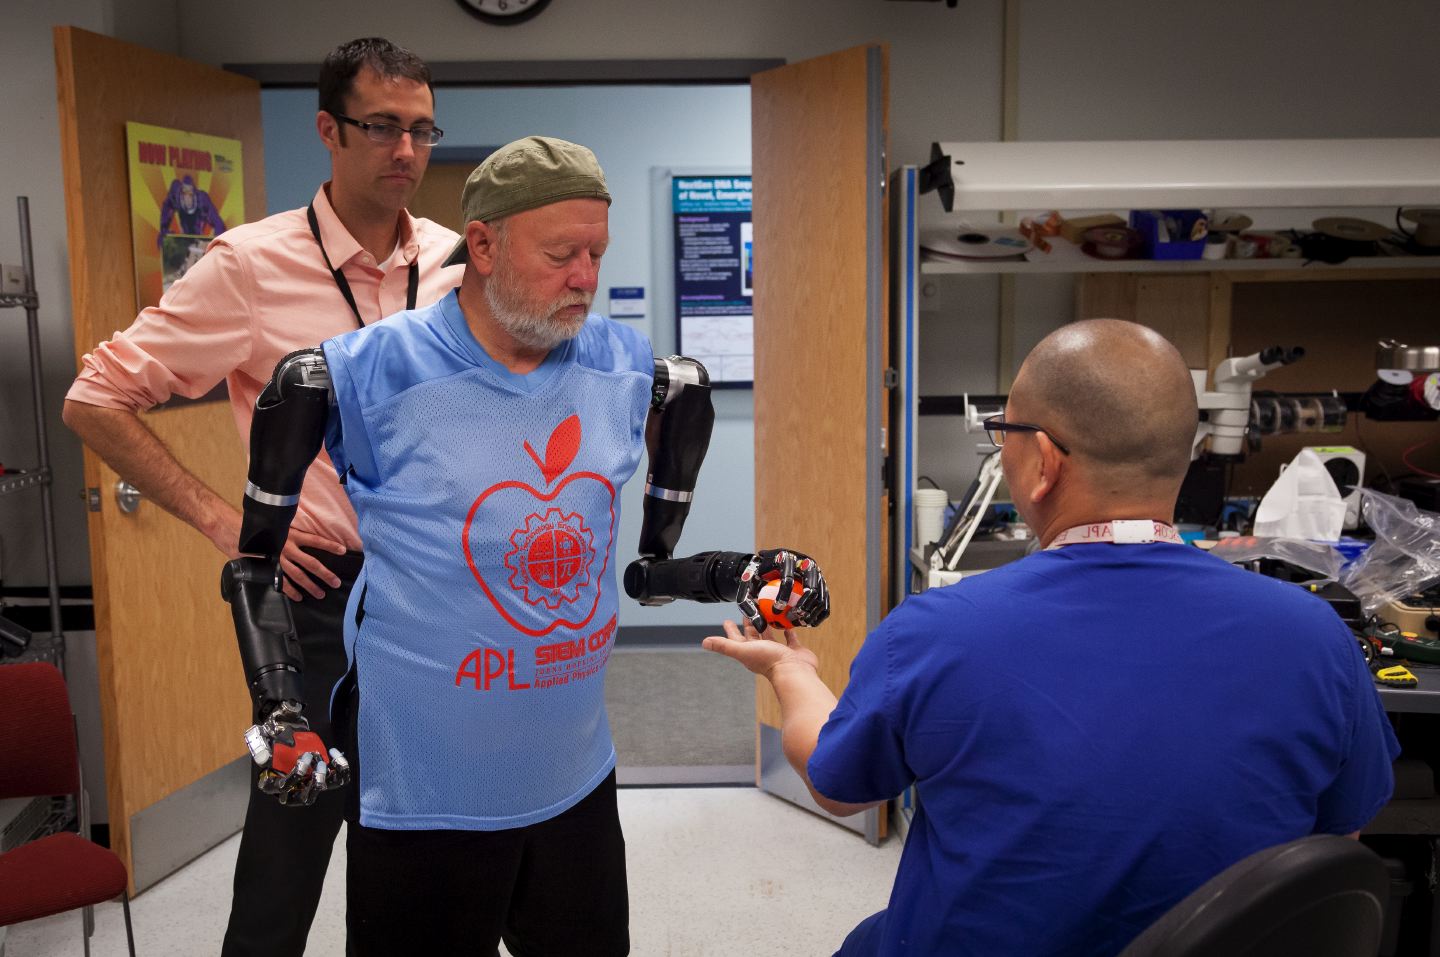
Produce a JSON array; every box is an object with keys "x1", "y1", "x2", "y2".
[{"x1": 0, "y1": 662, "x2": 135, "y2": 955}]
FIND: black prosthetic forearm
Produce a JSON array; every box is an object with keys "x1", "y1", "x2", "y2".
[
  {"x1": 222, "y1": 557, "x2": 305, "y2": 720},
  {"x1": 238, "y1": 349, "x2": 332, "y2": 556},
  {"x1": 637, "y1": 356, "x2": 715, "y2": 561},
  {"x1": 223, "y1": 348, "x2": 334, "y2": 720},
  {"x1": 623, "y1": 550, "x2": 750, "y2": 606}
]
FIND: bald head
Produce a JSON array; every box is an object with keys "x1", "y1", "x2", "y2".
[{"x1": 1010, "y1": 319, "x2": 1198, "y2": 485}]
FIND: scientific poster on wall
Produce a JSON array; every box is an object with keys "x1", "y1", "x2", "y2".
[
  {"x1": 673, "y1": 174, "x2": 752, "y2": 387},
  {"x1": 125, "y1": 122, "x2": 244, "y2": 310}
]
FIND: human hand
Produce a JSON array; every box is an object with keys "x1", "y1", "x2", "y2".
[
  {"x1": 206, "y1": 505, "x2": 345, "y2": 601},
  {"x1": 701, "y1": 619, "x2": 820, "y2": 681},
  {"x1": 275, "y1": 529, "x2": 347, "y2": 602},
  {"x1": 204, "y1": 505, "x2": 248, "y2": 560}
]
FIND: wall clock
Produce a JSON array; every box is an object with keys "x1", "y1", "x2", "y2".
[{"x1": 455, "y1": 0, "x2": 552, "y2": 25}]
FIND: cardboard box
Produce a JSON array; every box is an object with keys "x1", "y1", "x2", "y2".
[{"x1": 1059, "y1": 214, "x2": 1125, "y2": 245}]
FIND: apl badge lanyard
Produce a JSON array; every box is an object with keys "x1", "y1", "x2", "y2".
[
  {"x1": 1045, "y1": 520, "x2": 1185, "y2": 550},
  {"x1": 307, "y1": 204, "x2": 419, "y2": 329}
]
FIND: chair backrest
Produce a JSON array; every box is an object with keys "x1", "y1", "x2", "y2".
[
  {"x1": 0, "y1": 662, "x2": 80, "y2": 800},
  {"x1": 1117, "y1": 834, "x2": 1389, "y2": 957}
]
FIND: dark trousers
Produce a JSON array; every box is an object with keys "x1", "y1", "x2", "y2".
[
  {"x1": 346, "y1": 770, "x2": 630, "y2": 957},
  {"x1": 220, "y1": 549, "x2": 362, "y2": 957}
]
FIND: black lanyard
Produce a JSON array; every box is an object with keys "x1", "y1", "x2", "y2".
[{"x1": 307, "y1": 203, "x2": 419, "y2": 328}]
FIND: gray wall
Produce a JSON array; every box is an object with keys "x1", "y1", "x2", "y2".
[
  {"x1": 6, "y1": 0, "x2": 1440, "y2": 588},
  {"x1": 0, "y1": 0, "x2": 180, "y2": 592},
  {"x1": 1016, "y1": 0, "x2": 1440, "y2": 142},
  {"x1": 182, "y1": 0, "x2": 1005, "y2": 167}
]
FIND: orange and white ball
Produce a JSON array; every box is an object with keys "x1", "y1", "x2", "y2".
[{"x1": 757, "y1": 579, "x2": 798, "y2": 630}]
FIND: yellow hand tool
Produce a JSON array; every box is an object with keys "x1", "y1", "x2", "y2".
[{"x1": 1373, "y1": 663, "x2": 1419, "y2": 688}]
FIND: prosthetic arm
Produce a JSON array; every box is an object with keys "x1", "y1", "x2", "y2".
[
  {"x1": 622, "y1": 356, "x2": 830, "y2": 632},
  {"x1": 219, "y1": 348, "x2": 350, "y2": 806}
]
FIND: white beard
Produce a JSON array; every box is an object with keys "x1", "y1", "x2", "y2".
[{"x1": 484, "y1": 253, "x2": 590, "y2": 352}]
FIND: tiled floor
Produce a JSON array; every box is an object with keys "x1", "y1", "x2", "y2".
[{"x1": 5, "y1": 788, "x2": 902, "y2": 956}]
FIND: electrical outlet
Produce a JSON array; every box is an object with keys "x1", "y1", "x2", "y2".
[{"x1": 0, "y1": 263, "x2": 26, "y2": 296}]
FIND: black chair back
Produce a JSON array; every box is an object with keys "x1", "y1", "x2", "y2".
[{"x1": 1117, "y1": 834, "x2": 1389, "y2": 957}]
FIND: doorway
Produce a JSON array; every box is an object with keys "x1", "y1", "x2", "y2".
[{"x1": 259, "y1": 81, "x2": 759, "y2": 784}]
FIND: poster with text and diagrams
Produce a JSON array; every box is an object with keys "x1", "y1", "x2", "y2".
[{"x1": 673, "y1": 174, "x2": 752, "y2": 387}]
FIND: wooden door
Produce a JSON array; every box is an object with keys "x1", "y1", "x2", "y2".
[
  {"x1": 407, "y1": 161, "x2": 477, "y2": 234},
  {"x1": 54, "y1": 26, "x2": 263, "y2": 893},
  {"x1": 751, "y1": 45, "x2": 890, "y2": 843}
]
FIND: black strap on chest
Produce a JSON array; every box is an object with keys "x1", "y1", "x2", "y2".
[{"x1": 307, "y1": 203, "x2": 419, "y2": 328}]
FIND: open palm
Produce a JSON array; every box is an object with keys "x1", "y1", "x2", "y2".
[{"x1": 701, "y1": 619, "x2": 820, "y2": 679}]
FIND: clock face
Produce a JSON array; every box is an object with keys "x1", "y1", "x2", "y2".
[{"x1": 455, "y1": 0, "x2": 551, "y2": 24}]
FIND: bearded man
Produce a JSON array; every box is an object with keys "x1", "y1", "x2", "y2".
[{"x1": 225, "y1": 136, "x2": 829, "y2": 955}]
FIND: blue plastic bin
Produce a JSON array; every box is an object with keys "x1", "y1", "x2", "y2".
[{"x1": 1130, "y1": 209, "x2": 1207, "y2": 260}]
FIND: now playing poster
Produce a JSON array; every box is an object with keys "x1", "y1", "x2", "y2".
[
  {"x1": 673, "y1": 175, "x2": 753, "y2": 387},
  {"x1": 125, "y1": 122, "x2": 245, "y2": 310}
]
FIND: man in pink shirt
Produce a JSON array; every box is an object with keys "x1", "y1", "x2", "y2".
[{"x1": 62, "y1": 38, "x2": 463, "y2": 956}]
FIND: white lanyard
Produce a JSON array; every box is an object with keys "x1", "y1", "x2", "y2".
[{"x1": 1045, "y1": 520, "x2": 1184, "y2": 550}]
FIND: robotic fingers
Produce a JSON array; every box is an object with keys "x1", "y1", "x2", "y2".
[
  {"x1": 736, "y1": 549, "x2": 831, "y2": 632},
  {"x1": 243, "y1": 700, "x2": 351, "y2": 806}
]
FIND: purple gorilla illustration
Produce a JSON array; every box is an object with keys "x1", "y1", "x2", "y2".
[{"x1": 157, "y1": 174, "x2": 226, "y2": 248}]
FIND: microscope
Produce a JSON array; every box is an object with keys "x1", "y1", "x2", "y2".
[{"x1": 1178, "y1": 345, "x2": 1321, "y2": 527}]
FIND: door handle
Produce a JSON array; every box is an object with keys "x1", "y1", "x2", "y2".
[{"x1": 115, "y1": 480, "x2": 142, "y2": 514}]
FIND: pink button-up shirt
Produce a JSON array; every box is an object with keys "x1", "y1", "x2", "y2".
[{"x1": 68, "y1": 185, "x2": 464, "y2": 550}]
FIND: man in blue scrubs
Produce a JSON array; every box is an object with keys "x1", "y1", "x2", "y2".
[{"x1": 704, "y1": 318, "x2": 1398, "y2": 956}]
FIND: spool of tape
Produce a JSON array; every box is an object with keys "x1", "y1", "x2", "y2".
[
  {"x1": 1231, "y1": 234, "x2": 1258, "y2": 259},
  {"x1": 1209, "y1": 211, "x2": 1253, "y2": 234},
  {"x1": 1313, "y1": 217, "x2": 1391, "y2": 242},
  {"x1": 1081, "y1": 226, "x2": 1142, "y2": 260},
  {"x1": 920, "y1": 226, "x2": 1033, "y2": 260},
  {"x1": 1400, "y1": 208, "x2": 1440, "y2": 249}
]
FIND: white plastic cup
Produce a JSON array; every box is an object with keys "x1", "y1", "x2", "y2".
[{"x1": 914, "y1": 488, "x2": 949, "y2": 547}]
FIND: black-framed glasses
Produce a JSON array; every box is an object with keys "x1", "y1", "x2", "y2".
[
  {"x1": 330, "y1": 113, "x2": 444, "y2": 147},
  {"x1": 982, "y1": 414, "x2": 1071, "y2": 455}
]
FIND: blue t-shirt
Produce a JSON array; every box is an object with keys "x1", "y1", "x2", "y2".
[
  {"x1": 322, "y1": 289, "x2": 652, "y2": 830},
  {"x1": 810, "y1": 542, "x2": 1399, "y2": 957}
]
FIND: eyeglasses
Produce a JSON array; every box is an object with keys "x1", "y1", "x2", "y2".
[
  {"x1": 982, "y1": 414, "x2": 1071, "y2": 455},
  {"x1": 330, "y1": 113, "x2": 444, "y2": 147}
]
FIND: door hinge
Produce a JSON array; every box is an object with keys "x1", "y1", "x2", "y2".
[
  {"x1": 86, "y1": 487, "x2": 101, "y2": 512},
  {"x1": 882, "y1": 367, "x2": 899, "y2": 389}
]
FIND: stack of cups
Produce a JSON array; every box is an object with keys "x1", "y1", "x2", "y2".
[{"x1": 914, "y1": 488, "x2": 950, "y2": 549}]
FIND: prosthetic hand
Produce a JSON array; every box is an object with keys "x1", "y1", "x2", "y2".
[
  {"x1": 624, "y1": 356, "x2": 831, "y2": 632},
  {"x1": 737, "y1": 549, "x2": 830, "y2": 631},
  {"x1": 221, "y1": 348, "x2": 350, "y2": 805},
  {"x1": 222, "y1": 557, "x2": 349, "y2": 805},
  {"x1": 242, "y1": 700, "x2": 350, "y2": 806},
  {"x1": 624, "y1": 547, "x2": 830, "y2": 632}
]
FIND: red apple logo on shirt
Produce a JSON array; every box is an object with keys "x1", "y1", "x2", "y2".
[{"x1": 462, "y1": 414, "x2": 616, "y2": 637}]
